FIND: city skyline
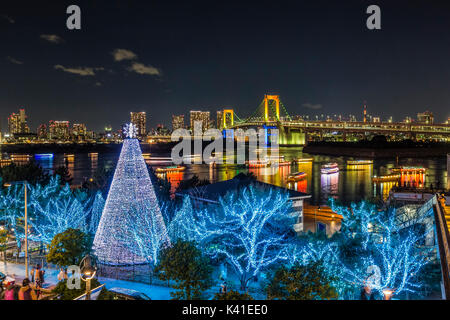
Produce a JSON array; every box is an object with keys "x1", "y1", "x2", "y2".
[{"x1": 2, "y1": 1, "x2": 450, "y2": 132}]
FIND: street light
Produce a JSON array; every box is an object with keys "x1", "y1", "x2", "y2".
[
  {"x1": 80, "y1": 254, "x2": 97, "y2": 300},
  {"x1": 7, "y1": 181, "x2": 29, "y2": 279},
  {"x1": 382, "y1": 288, "x2": 394, "y2": 300}
]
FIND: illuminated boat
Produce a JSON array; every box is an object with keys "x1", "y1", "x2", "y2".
[
  {"x1": 246, "y1": 159, "x2": 270, "y2": 168},
  {"x1": 35, "y1": 153, "x2": 54, "y2": 160},
  {"x1": 287, "y1": 172, "x2": 307, "y2": 182},
  {"x1": 295, "y1": 157, "x2": 314, "y2": 163},
  {"x1": 321, "y1": 163, "x2": 339, "y2": 174},
  {"x1": 391, "y1": 166, "x2": 426, "y2": 174},
  {"x1": 347, "y1": 159, "x2": 373, "y2": 165},
  {"x1": 372, "y1": 174, "x2": 401, "y2": 183},
  {"x1": 155, "y1": 165, "x2": 186, "y2": 173}
]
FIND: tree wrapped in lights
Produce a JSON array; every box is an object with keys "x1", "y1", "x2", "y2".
[
  {"x1": 344, "y1": 212, "x2": 431, "y2": 296},
  {"x1": 117, "y1": 204, "x2": 171, "y2": 266},
  {"x1": 0, "y1": 176, "x2": 104, "y2": 245},
  {"x1": 327, "y1": 201, "x2": 433, "y2": 298},
  {"x1": 93, "y1": 132, "x2": 170, "y2": 265},
  {"x1": 168, "y1": 196, "x2": 201, "y2": 242},
  {"x1": 178, "y1": 186, "x2": 295, "y2": 291},
  {"x1": 85, "y1": 192, "x2": 105, "y2": 235}
]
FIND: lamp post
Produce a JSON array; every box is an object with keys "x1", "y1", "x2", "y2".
[
  {"x1": 382, "y1": 288, "x2": 394, "y2": 300},
  {"x1": 8, "y1": 181, "x2": 29, "y2": 279},
  {"x1": 80, "y1": 254, "x2": 97, "y2": 300}
]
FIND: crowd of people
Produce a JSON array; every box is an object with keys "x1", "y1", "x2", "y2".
[{"x1": 1, "y1": 264, "x2": 46, "y2": 300}]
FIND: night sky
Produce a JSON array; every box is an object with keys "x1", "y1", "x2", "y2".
[{"x1": 2, "y1": 0, "x2": 450, "y2": 132}]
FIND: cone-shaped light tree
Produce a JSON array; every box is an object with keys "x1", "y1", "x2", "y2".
[{"x1": 93, "y1": 123, "x2": 170, "y2": 265}]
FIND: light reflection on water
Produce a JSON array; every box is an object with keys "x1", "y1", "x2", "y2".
[{"x1": 13, "y1": 146, "x2": 447, "y2": 205}]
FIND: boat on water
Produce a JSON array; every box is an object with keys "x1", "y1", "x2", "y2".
[
  {"x1": 246, "y1": 159, "x2": 270, "y2": 168},
  {"x1": 391, "y1": 166, "x2": 426, "y2": 174},
  {"x1": 295, "y1": 157, "x2": 314, "y2": 163},
  {"x1": 321, "y1": 163, "x2": 339, "y2": 174},
  {"x1": 287, "y1": 172, "x2": 307, "y2": 182},
  {"x1": 347, "y1": 159, "x2": 373, "y2": 165},
  {"x1": 155, "y1": 165, "x2": 186, "y2": 173},
  {"x1": 372, "y1": 174, "x2": 401, "y2": 183}
]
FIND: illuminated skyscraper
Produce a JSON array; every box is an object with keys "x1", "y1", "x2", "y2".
[
  {"x1": 363, "y1": 103, "x2": 367, "y2": 123},
  {"x1": 171, "y1": 115, "x2": 185, "y2": 131},
  {"x1": 37, "y1": 124, "x2": 47, "y2": 139},
  {"x1": 8, "y1": 108, "x2": 29, "y2": 135},
  {"x1": 417, "y1": 111, "x2": 434, "y2": 124},
  {"x1": 49, "y1": 120, "x2": 70, "y2": 140},
  {"x1": 130, "y1": 112, "x2": 147, "y2": 137},
  {"x1": 190, "y1": 110, "x2": 210, "y2": 131},
  {"x1": 216, "y1": 111, "x2": 223, "y2": 130},
  {"x1": 72, "y1": 123, "x2": 87, "y2": 140}
]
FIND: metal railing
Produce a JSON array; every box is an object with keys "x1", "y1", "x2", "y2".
[{"x1": 433, "y1": 195, "x2": 450, "y2": 299}]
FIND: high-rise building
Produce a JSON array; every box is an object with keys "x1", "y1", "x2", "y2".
[
  {"x1": 172, "y1": 115, "x2": 185, "y2": 131},
  {"x1": 417, "y1": 111, "x2": 434, "y2": 124},
  {"x1": 49, "y1": 120, "x2": 70, "y2": 140},
  {"x1": 8, "y1": 108, "x2": 29, "y2": 135},
  {"x1": 37, "y1": 124, "x2": 47, "y2": 139},
  {"x1": 8, "y1": 113, "x2": 20, "y2": 135},
  {"x1": 363, "y1": 103, "x2": 367, "y2": 123},
  {"x1": 190, "y1": 110, "x2": 210, "y2": 131},
  {"x1": 130, "y1": 112, "x2": 147, "y2": 137},
  {"x1": 216, "y1": 111, "x2": 223, "y2": 130},
  {"x1": 72, "y1": 123, "x2": 87, "y2": 139}
]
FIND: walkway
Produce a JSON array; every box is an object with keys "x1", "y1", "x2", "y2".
[{"x1": 0, "y1": 262, "x2": 173, "y2": 300}]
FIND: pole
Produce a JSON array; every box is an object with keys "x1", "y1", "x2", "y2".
[
  {"x1": 86, "y1": 278, "x2": 91, "y2": 300},
  {"x1": 24, "y1": 182, "x2": 29, "y2": 279}
]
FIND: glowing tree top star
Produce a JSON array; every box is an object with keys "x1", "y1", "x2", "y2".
[
  {"x1": 123, "y1": 122, "x2": 138, "y2": 139},
  {"x1": 93, "y1": 137, "x2": 170, "y2": 265}
]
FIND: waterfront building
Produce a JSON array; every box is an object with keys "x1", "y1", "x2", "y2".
[
  {"x1": 216, "y1": 111, "x2": 223, "y2": 130},
  {"x1": 417, "y1": 111, "x2": 434, "y2": 124},
  {"x1": 8, "y1": 108, "x2": 29, "y2": 135},
  {"x1": 49, "y1": 120, "x2": 70, "y2": 140},
  {"x1": 37, "y1": 124, "x2": 47, "y2": 139},
  {"x1": 171, "y1": 114, "x2": 185, "y2": 131},
  {"x1": 189, "y1": 110, "x2": 210, "y2": 131},
  {"x1": 130, "y1": 112, "x2": 147, "y2": 137},
  {"x1": 72, "y1": 123, "x2": 87, "y2": 139}
]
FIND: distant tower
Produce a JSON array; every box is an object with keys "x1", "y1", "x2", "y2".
[{"x1": 363, "y1": 102, "x2": 367, "y2": 123}]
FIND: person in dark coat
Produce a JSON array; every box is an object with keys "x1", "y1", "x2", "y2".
[{"x1": 360, "y1": 285, "x2": 375, "y2": 300}]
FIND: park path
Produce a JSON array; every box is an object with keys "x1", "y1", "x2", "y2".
[{"x1": 0, "y1": 262, "x2": 172, "y2": 300}]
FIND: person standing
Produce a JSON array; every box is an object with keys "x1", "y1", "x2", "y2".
[
  {"x1": 34, "y1": 264, "x2": 45, "y2": 288},
  {"x1": 2, "y1": 277, "x2": 17, "y2": 300},
  {"x1": 57, "y1": 268, "x2": 66, "y2": 282},
  {"x1": 30, "y1": 266, "x2": 35, "y2": 284},
  {"x1": 18, "y1": 278, "x2": 37, "y2": 300}
]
